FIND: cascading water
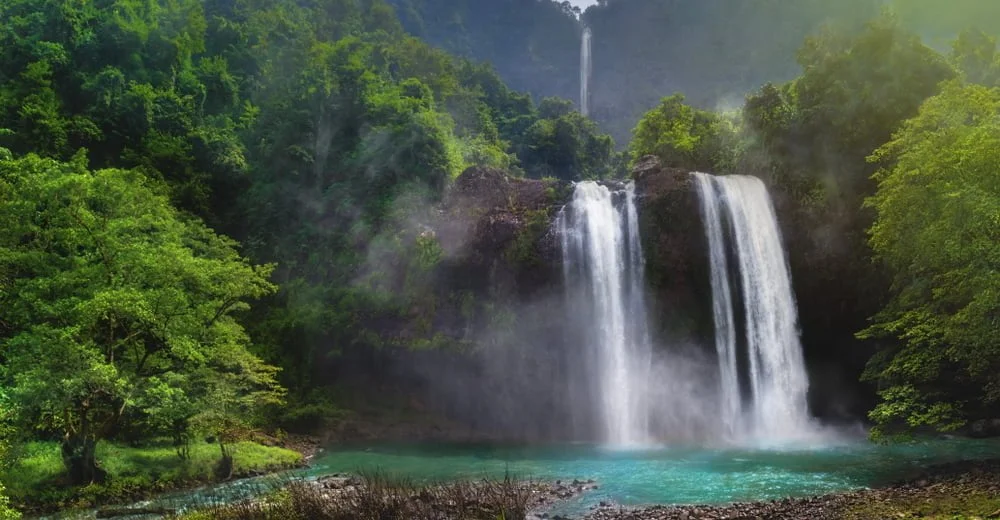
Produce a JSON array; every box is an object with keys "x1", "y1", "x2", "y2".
[
  {"x1": 556, "y1": 181, "x2": 650, "y2": 446},
  {"x1": 692, "y1": 173, "x2": 812, "y2": 442},
  {"x1": 693, "y1": 174, "x2": 740, "y2": 439},
  {"x1": 580, "y1": 26, "x2": 592, "y2": 116}
]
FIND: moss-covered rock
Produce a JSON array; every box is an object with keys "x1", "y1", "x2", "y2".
[{"x1": 631, "y1": 155, "x2": 713, "y2": 347}]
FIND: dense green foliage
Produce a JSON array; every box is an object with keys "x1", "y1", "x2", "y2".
[
  {"x1": 0, "y1": 489, "x2": 14, "y2": 520},
  {"x1": 0, "y1": 407, "x2": 15, "y2": 519},
  {"x1": 628, "y1": 94, "x2": 737, "y2": 172},
  {"x1": 0, "y1": 153, "x2": 281, "y2": 483},
  {"x1": 860, "y1": 80, "x2": 1000, "y2": 436},
  {"x1": 0, "y1": 0, "x2": 249, "y2": 220},
  {"x1": 0, "y1": 0, "x2": 618, "y2": 506},
  {"x1": 742, "y1": 14, "x2": 955, "y2": 199}
]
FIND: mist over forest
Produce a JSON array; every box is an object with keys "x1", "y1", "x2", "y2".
[
  {"x1": 1, "y1": 0, "x2": 1000, "y2": 518},
  {"x1": 391, "y1": 0, "x2": 1000, "y2": 142}
]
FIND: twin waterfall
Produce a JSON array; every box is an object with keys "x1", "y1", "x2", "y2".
[
  {"x1": 557, "y1": 182, "x2": 650, "y2": 446},
  {"x1": 692, "y1": 173, "x2": 811, "y2": 441},
  {"x1": 557, "y1": 175, "x2": 812, "y2": 446}
]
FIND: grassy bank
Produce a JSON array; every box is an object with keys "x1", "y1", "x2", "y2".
[{"x1": 1, "y1": 440, "x2": 302, "y2": 512}]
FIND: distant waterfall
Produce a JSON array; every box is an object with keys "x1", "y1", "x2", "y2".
[
  {"x1": 556, "y1": 181, "x2": 650, "y2": 446},
  {"x1": 580, "y1": 27, "x2": 592, "y2": 116},
  {"x1": 692, "y1": 173, "x2": 812, "y2": 441}
]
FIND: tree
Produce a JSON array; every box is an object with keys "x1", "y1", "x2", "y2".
[
  {"x1": 521, "y1": 104, "x2": 618, "y2": 181},
  {"x1": 629, "y1": 94, "x2": 734, "y2": 172},
  {"x1": 0, "y1": 0, "x2": 248, "y2": 220},
  {"x1": 0, "y1": 151, "x2": 281, "y2": 484},
  {"x1": 951, "y1": 28, "x2": 1000, "y2": 87},
  {"x1": 860, "y1": 81, "x2": 1000, "y2": 437}
]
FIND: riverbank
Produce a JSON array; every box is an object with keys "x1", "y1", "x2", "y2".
[
  {"x1": 151, "y1": 457, "x2": 1000, "y2": 519},
  {"x1": 1, "y1": 440, "x2": 303, "y2": 515},
  {"x1": 176, "y1": 472, "x2": 599, "y2": 520},
  {"x1": 582, "y1": 459, "x2": 1000, "y2": 519}
]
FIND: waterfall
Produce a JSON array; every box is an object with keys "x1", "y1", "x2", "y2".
[
  {"x1": 556, "y1": 181, "x2": 650, "y2": 446},
  {"x1": 692, "y1": 173, "x2": 812, "y2": 441},
  {"x1": 692, "y1": 173, "x2": 740, "y2": 439},
  {"x1": 580, "y1": 26, "x2": 592, "y2": 116}
]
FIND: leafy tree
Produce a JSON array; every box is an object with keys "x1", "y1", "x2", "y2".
[
  {"x1": 629, "y1": 94, "x2": 736, "y2": 172},
  {"x1": 789, "y1": 14, "x2": 956, "y2": 194},
  {"x1": 859, "y1": 81, "x2": 1000, "y2": 437},
  {"x1": 520, "y1": 98, "x2": 619, "y2": 180},
  {"x1": 0, "y1": 152, "x2": 281, "y2": 484}
]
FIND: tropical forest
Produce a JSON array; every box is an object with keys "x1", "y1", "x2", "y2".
[{"x1": 1, "y1": 0, "x2": 1000, "y2": 518}]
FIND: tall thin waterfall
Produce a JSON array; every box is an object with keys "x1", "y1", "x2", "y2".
[
  {"x1": 580, "y1": 26, "x2": 592, "y2": 116},
  {"x1": 692, "y1": 173, "x2": 812, "y2": 441},
  {"x1": 556, "y1": 181, "x2": 650, "y2": 445}
]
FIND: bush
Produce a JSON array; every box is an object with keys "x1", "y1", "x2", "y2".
[{"x1": 0, "y1": 484, "x2": 18, "y2": 520}]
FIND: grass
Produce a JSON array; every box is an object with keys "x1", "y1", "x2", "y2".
[
  {"x1": 845, "y1": 489, "x2": 1000, "y2": 520},
  {"x1": 0, "y1": 439, "x2": 302, "y2": 512},
  {"x1": 177, "y1": 470, "x2": 535, "y2": 520}
]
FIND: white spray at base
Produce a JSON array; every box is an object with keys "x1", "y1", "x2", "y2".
[
  {"x1": 580, "y1": 26, "x2": 592, "y2": 116},
  {"x1": 692, "y1": 173, "x2": 814, "y2": 443},
  {"x1": 556, "y1": 181, "x2": 651, "y2": 446}
]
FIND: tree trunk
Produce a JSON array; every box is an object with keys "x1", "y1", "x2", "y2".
[
  {"x1": 61, "y1": 434, "x2": 108, "y2": 485},
  {"x1": 215, "y1": 441, "x2": 234, "y2": 480}
]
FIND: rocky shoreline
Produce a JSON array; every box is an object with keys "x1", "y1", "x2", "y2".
[
  {"x1": 86, "y1": 452, "x2": 1000, "y2": 520},
  {"x1": 280, "y1": 428, "x2": 1000, "y2": 520},
  {"x1": 581, "y1": 459, "x2": 1000, "y2": 520},
  {"x1": 311, "y1": 473, "x2": 600, "y2": 514},
  {"x1": 269, "y1": 457, "x2": 1000, "y2": 520}
]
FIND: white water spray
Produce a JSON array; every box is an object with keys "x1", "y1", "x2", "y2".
[
  {"x1": 556, "y1": 181, "x2": 650, "y2": 446},
  {"x1": 580, "y1": 26, "x2": 592, "y2": 116},
  {"x1": 693, "y1": 173, "x2": 812, "y2": 442}
]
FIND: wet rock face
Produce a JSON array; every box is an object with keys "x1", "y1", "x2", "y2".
[
  {"x1": 436, "y1": 165, "x2": 565, "y2": 295},
  {"x1": 384, "y1": 166, "x2": 576, "y2": 442},
  {"x1": 631, "y1": 156, "x2": 714, "y2": 347},
  {"x1": 442, "y1": 167, "x2": 561, "y2": 254},
  {"x1": 431, "y1": 159, "x2": 716, "y2": 354}
]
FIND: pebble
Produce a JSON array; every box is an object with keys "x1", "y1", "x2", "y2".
[{"x1": 580, "y1": 459, "x2": 1000, "y2": 519}]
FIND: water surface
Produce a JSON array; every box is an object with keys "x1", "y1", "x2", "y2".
[
  {"x1": 42, "y1": 436, "x2": 1000, "y2": 519},
  {"x1": 305, "y1": 437, "x2": 1000, "y2": 515}
]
